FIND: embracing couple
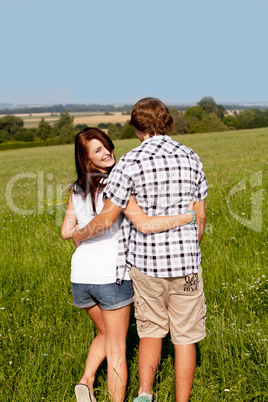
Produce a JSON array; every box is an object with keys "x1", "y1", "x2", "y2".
[{"x1": 61, "y1": 97, "x2": 207, "y2": 402}]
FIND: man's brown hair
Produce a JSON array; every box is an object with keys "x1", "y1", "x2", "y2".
[{"x1": 129, "y1": 97, "x2": 174, "y2": 136}]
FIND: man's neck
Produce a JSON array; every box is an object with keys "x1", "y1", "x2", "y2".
[{"x1": 140, "y1": 133, "x2": 150, "y2": 142}]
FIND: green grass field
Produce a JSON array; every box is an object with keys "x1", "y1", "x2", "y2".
[{"x1": 0, "y1": 128, "x2": 267, "y2": 401}]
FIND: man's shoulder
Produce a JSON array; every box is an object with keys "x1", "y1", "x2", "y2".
[
  {"x1": 110, "y1": 146, "x2": 142, "y2": 175},
  {"x1": 171, "y1": 139, "x2": 202, "y2": 162},
  {"x1": 118, "y1": 136, "x2": 197, "y2": 160},
  {"x1": 115, "y1": 136, "x2": 202, "y2": 168},
  {"x1": 121, "y1": 144, "x2": 143, "y2": 159},
  {"x1": 117, "y1": 143, "x2": 145, "y2": 166},
  {"x1": 160, "y1": 136, "x2": 200, "y2": 158}
]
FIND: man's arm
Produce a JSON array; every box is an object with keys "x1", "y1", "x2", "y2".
[
  {"x1": 72, "y1": 199, "x2": 123, "y2": 247},
  {"x1": 194, "y1": 199, "x2": 206, "y2": 244}
]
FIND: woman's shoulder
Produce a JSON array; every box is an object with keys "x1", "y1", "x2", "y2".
[{"x1": 72, "y1": 182, "x2": 83, "y2": 195}]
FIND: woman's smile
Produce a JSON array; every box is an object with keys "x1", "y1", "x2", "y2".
[{"x1": 87, "y1": 139, "x2": 115, "y2": 172}]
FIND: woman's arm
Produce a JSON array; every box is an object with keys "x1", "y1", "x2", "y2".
[
  {"x1": 72, "y1": 199, "x2": 123, "y2": 247},
  {"x1": 124, "y1": 197, "x2": 194, "y2": 234},
  {"x1": 61, "y1": 192, "x2": 78, "y2": 239},
  {"x1": 72, "y1": 196, "x2": 195, "y2": 247}
]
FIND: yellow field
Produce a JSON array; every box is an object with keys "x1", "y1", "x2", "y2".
[
  {"x1": 73, "y1": 112, "x2": 130, "y2": 126},
  {"x1": 21, "y1": 112, "x2": 130, "y2": 128}
]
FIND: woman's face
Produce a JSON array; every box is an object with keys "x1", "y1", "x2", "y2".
[{"x1": 87, "y1": 138, "x2": 115, "y2": 173}]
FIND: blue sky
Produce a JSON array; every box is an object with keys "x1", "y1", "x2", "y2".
[{"x1": 1, "y1": 0, "x2": 268, "y2": 105}]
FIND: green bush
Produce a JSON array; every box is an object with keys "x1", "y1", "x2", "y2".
[{"x1": 118, "y1": 124, "x2": 136, "y2": 139}]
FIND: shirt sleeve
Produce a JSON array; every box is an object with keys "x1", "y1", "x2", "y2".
[
  {"x1": 104, "y1": 158, "x2": 133, "y2": 209},
  {"x1": 193, "y1": 160, "x2": 208, "y2": 202}
]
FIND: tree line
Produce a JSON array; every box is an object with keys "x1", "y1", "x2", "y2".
[
  {"x1": 0, "y1": 104, "x2": 131, "y2": 115},
  {"x1": 0, "y1": 111, "x2": 77, "y2": 145},
  {"x1": 1, "y1": 97, "x2": 268, "y2": 147},
  {"x1": 0, "y1": 110, "x2": 137, "y2": 145},
  {"x1": 1, "y1": 101, "x2": 267, "y2": 116},
  {"x1": 169, "y1": 97, "x2": 268, "y2": 134}
]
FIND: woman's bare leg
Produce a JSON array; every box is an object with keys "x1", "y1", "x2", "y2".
[
  {"x1": 102, "y1": 305, "x2": 131, "y2": 402},
  {"x1": 79, "y1": 305, "x2": 106, "y2": 398}
]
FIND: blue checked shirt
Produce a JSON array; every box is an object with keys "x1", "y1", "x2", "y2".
[{"x1": 104, "y1": 135, "x2": 208, "y2": 283}]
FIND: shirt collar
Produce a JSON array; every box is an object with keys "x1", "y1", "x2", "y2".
[{"x1": 141, "y1": 134, "x2": 168, "y2": 146}]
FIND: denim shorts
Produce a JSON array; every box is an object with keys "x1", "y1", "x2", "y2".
[{"x1": 71, "y1": 280, "x2": 133, "y2": 311}]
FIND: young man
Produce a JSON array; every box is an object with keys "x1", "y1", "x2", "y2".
[{"x1": 73, "y1": 97, "x2": 207, "y2": 402}]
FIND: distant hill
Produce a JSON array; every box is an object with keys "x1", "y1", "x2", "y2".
[
  {"x1": 0, "y1": 104, "x2": 132, "y2": 115},
  {"x1": 0, "y1": 101, "x2": 268, "y2": 115}
]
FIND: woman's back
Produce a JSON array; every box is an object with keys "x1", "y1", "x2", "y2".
[
  {"x1": 71, "y1": 190, "x2": 127, "y2": 285},
  {"x1": 73, "y1": 190, "x2": 123, "y2": 245}
]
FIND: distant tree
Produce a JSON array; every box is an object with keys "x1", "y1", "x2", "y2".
[
  {"x1": 108, "y1": 123, "x2": 120, "y2": 140},
  {"x1": 115, "y1": 123, "x2": 122, "y2": 130},
  {"x1": 184, "y1": 107, "x2": 227, "y2": 133},
  {"x1": 53, "y1": 110, "x2": 76, "y2": 143},
  {"x1": 217, "y1": 104, "x2": 226, "y2": 120},
  {"x1": 236, "y1": 108, "x2": 268, "y2": 129},
  {"x1": 54, "y1": 110, "x2": 74, "y2": 130},
  {"x1": 198, "y1": 97, "x2": 226, "y2": 120},
  {"x1": 38, "y1": 118, "x2": 52, "y2": 140},
  {"x1": 75, "y1": 124, "x2": 87, "y2": 131},
  {"x1": 223, "y1": 115, "x2": 240, "y2": 130},
  {"x1": 118, "y1": 124, "x2": 136, "y2": 139},
  {"x1": 184, "y1": 118, "x2": 207, "y2": 134},
  {"x1": 57, "y1": 124, "x2": 76, "y2": 144},
  {"x1": 0, "y1": 115, "x2": 24, "y2": 140},
  {"x1": 182, "y1": 106, "x2": 206, "y2": 134},
  {"x1": 14, "y1": 129, "x2": 34, "y2": 142},
  {"x1": 170, "y1": 107, "x2": 188, "y2": 134},
  {"x1": 0, "y1": 129, "x2": 10, "y2": 142},
  {"x1": 203, "y1": 113, "x2": 228, "y2": 132},
  {"x1": 198, "y1": 97, "x2": 218, "y2": 114},
  {"x1": 98, "y1": 123, "x2": 111, "y2": 129},
  {"x1": 262, "y1": 109, "x2": 268, "y2": 127},
  {"x1": 27, "y1": 128, "x2": 38, "y2": 139},
  {"x1": 247, "y1": 108, "x2": 268, "y2": 128},
  {"x1": 184, "y1": 106, "x2": 206, "y2": 121},
  {"x1": 236, "y1": 109, "x2": 258, "y2": 129}
]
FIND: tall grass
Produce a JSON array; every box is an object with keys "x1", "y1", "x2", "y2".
[{"x1": 0, "y1": 128, "x2": 267, "y2": 401}]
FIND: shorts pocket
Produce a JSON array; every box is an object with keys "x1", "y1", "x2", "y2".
[
  {"x1": 71, "y1": 283, "x2": 86, "y2": 304},
  {"x1": 199, "y1": 293, "x2": 207, "y2": 328},
  {"x1": 96, "y1": 283, "x2": 119, "y2": 305},
  {"x1": 133, "y1": 295, "x2": 150, "y2": 330}
]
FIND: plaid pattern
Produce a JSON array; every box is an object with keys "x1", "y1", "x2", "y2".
[{"x1": 104, "y1": 135, "x2": 208, "y2": 283}]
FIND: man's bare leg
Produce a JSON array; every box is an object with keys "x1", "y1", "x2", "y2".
[
  {"x1": 138, "y1": 337, "x2": 162, "y2": 395},
  {"x1": 174, "y1": 344, "x2": 196, "y2": 402}
]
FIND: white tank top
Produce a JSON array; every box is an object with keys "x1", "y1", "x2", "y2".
[{"x1": 71, "y1": 189, "x2": 130, "y2": 284}]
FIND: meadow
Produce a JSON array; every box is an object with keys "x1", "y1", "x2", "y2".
[{"x1": 0, "y1": 128, "x2": 267, "y2": 401}]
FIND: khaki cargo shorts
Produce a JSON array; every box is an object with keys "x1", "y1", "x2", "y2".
[{"x1": 129, "y1": 266, "x2": 206, "y2": 345}]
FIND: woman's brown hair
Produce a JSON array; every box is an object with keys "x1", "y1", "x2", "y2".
[
  {"x1": 128, "y1": 97, "x2": 174, "y2": 136},
  {"x1": 71, "y1": 127, "x2": 115, "y2": 215}
]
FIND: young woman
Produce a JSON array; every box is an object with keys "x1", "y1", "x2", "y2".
[{"x1": 61, "y1": 127, "x2": 195, "y2": 402}]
